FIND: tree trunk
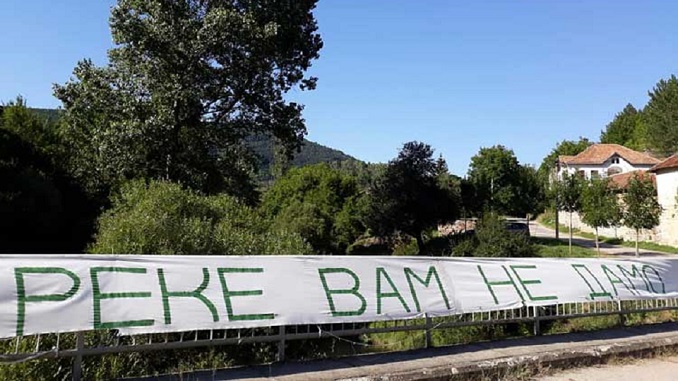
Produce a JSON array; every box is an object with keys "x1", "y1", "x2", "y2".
[
  {"x1": 568, "y1": 211, "x2": 573, "y2": 256},
  {"x1": 595, "y1": 226, "x2": 600, "y2": 257},
  {"x1": 635, "y1": 229, "x2": 640, "y2": 257},
  {"x1": 416, "y1": 234, "x2": 426, "y2": 255}
]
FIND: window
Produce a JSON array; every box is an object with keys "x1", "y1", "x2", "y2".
[
  {"x1": 577, "y1": 170, "x2": 586, "y2": 178},
  {"x1": 611, "y1": 157, "x2": 620, "y2": 164},
  {"x1": 591, "y1": 170, "x2": 599, "y2": 179},
  {"x1": 607, "y1": 167, "x2": 622, "y2": 176}
]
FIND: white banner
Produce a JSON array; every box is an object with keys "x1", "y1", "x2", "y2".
[{"x1": 0, "y1": 255, "x2": 676, "y2": 338}]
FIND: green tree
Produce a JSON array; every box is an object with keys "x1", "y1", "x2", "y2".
[
  {"x1": 537, "y1": 137, "x2": 592, "y2": 182},
  {"x1": 622, "y1": 173, "x2": 661, "y2": 257},
  {"x1": 363, "y1": 141, "x2": 459, "y2": 254},
  {"x1": 260, "y1": 163, "x2": 364, "y2": 254},
  {"x1": 580, "y1": 178, "x2": 621, "y2": 255},
  {"x1": 467, "y1": 145, "x2": 540, "y2": 216},
  {"x1": 600, "y1": 104, "x2": 643, "y2": 149},
  {"x1": 91, "y1": 180, "x2": 311, "y2": 255},
  {"x1": 1, "y1": 97, "x2": 61, "y2": 157},
  {"x1": 645, "y1": 75, "x2": 678, "y2": 156},
  {"x1": 55, "y1": 0, "x2": 323, "y2": 201},
  {"x1": 0, "y1": 99, "x2": 96, "y2": 253},
  {"x1": 555, "y1": 172, "x2": 584, "y2": 255}
]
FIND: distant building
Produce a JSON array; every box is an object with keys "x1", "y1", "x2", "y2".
[{"x1": 557, "y1": 144, "x2": 660, "y2": 180}]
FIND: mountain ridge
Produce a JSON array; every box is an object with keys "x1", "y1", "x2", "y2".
[{"x1": 27, "y1": 108, "x2": 358, "y2": 180}]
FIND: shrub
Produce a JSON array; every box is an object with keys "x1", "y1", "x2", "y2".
[
  {"x1": 90, "y1": 180, "x2": 311, "y2": 255},
  {"x1": 260, "y1": 164, "x2": 365, "y2": 254},
  {"x1": 453, "y1": 213, "x2": 536, "y2": 258}
]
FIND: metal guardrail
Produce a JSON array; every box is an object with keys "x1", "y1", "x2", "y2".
[{"x1": 2, "y1": 298, "x2": 678, "y2": 380}]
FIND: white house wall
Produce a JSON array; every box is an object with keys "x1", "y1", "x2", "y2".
[
  {"x1": 555, "y1": 168, "x2": 678, "y2": 248},
  {"x1": 557, "y1": 156, "x2": 653, "y2": 180},
  {"x1": 655, "y1": 170, "x2": 678, "y2": 246},
  {"x1": 557, "y1": 210, "x2": 656, "y2": 243}
]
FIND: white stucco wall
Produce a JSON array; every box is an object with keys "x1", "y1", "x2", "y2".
[
  {"x1": 557, "y1": 156, "x2": 653, "y2": 180},
  {"x1": 655, "y1": 169, "x2": 678, "y2": 246},
  {"x1": 556, "y1": 168, "x2": 678, "y2": 247},
  {"x1": 557, "y1": 210, "x2": 656, "y2": 242}
]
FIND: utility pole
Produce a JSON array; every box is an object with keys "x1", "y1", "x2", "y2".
[{"x1": 554, "y1": 160, "x2": 560, "y2": 239}]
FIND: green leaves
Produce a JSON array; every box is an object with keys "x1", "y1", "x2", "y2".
[
  {"x1": 555, "y1": 172, "x2": 584, "y2": 213},
  {"x1": 363, "y1": 141, "x2": 459, "y2": 254},
  {"x1": 623, "y1": 174, "x2": 661, "y2": 231},
  {"x1": 90, "y1": 180, "x2": 312, "y2": 255},
  {"x1": 600, "y1": 104, "x2": 643, "y2": 150},
  {"x1": 467, "y1": 145, "x2": 542, "y2": 216},
  {"x1": 55, "y1": 0, "x2": 323, "y2": 200},
  {"x1": 645, "y1": 75, "x2": 678, "y2": 157},
  {"x1": 260, "y1": 163, "x2": 364, "y2": 254},
  {"x1": 580, "y1": 178, "x2": 621, "y2": 229}
]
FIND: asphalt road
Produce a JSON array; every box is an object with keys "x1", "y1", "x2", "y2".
[{"x1": 537, "y1": 355, "x2": 678, "y2": 381}]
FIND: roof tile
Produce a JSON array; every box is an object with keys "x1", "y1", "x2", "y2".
[
  {"x1": 649, "y1": 154, "x2": 678, "y2": 173},
  {"x1": 559, "y1": 144, "x2": 660, "y2": 166}
]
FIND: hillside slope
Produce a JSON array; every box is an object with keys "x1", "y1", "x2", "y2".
[{"x1": 28, "y1": 108, "x2": 357, "y2": 179}]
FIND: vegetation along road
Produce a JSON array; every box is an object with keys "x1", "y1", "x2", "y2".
[{"x1": 531, "y1": 221, "x2": 668, "y2": 257}]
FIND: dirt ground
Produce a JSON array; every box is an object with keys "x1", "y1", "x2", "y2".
[{"x1": 536, "y1": 355, "x2": 678, "y2": 381}]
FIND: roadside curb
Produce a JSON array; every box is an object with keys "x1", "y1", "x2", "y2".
[
  {"x1": 129, "y1": 323, "x2": 678, "y2": 381},
  {"x1": 359, "y1": 332, "x2": 678, "y2": 381}
]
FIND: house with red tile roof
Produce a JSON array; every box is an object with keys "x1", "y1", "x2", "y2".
[
  {"x1": 560, "y1": 152, "x2": 678, "y2": 247},
  {"x1": 557, "y1": 144, "x2": 660, "y2": 181},
  {"x1": 555, "y1": 144, "x2": 666, "y2": 246}
]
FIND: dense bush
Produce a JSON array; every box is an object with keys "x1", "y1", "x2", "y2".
[
  {"x1": 260, "y1": 164, "x2": 365, "y2": 254},
  {"x1": 0, "y1": 99, "x2": 96, "y2": 253},
  {"x1": 90, "y1": 180, "x2": 312, "y2": 255},
  {"x1": 453, "y1": 213, "x2": 536, "y2": 258}
]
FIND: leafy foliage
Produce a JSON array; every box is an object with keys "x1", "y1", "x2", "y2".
[
  {"x1": 0, "y1": 100, "x2": 96, "y2": 253},
  {"x1": 555, "y1": 172, "x2": 584, "y2": 213},
  {"x1": 537, "y1": 137, "x2": 592, "y2": 182},
  {"x1": 91, "y1": 180, "x2": 312, "y2": 255},
  {"x1": 645, "y1": 75, "x2": 678, "y2": 157},
  {"x1": 554, "y1": 171, "x2": 585, "y2": 253},
  {"x1": 363, "y1": 141, "x2": 459, "y2": 254},
  {"x1": 452, "y1": 213, "x2": 535, "y2": 258},
  {"x1": 54, "y1": 0, "x2": 323, "y2": 201},
  {"x1": 260, "y1": 163, "x2": 364, "y2": 254},
  {"x1": 580, "y1": 178, "x2": 621, "y2": 254},
  {"x1": 622, "y1": 173, "x2": 661, "y2": 256},
  {"x1": 600, "y1": 104, "x2": 645, "y2": 150},
  {"x1": 467, "y1": 145, "x2": 542, "y2": 216}
]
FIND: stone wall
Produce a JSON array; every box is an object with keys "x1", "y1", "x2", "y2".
[{"x1": 557, "y1": 211, "x2": 657, "y2": 242}]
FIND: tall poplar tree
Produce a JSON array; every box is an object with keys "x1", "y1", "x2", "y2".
[{"x1": 55, "y1": 0, "x2": 323, "y2": 202}]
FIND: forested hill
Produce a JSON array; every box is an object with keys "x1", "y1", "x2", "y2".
[
  {"x1": 28, "y1": 108, "x2": 357, "y2": 180},
  {"x1": 246, "y1": 134, "x2": 356, "y2": 181}
]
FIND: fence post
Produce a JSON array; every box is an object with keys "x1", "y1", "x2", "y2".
[
  {"x1": 72, "y1": 332, "x2": 85, "y2": 381},
  {"x1": 277, "y1": 326, "x2": 286, "y2": 362},
  {"x1": 617, "y1": 300, "x2": 626, "y2": 327},
  {"x1": 532, "y1": 307, "x2": 541, "y2": 336},
  {"x1": 424, "y1": 313, "x2": 432, "y2": 348}
]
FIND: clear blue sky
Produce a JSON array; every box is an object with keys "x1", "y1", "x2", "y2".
[{"x1": 1, "y1": 1, "x2": 677, "y2": 175}]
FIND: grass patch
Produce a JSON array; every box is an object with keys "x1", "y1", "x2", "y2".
[
  {"x1": 531, "y1": 237, "x2": 596, "y2": 258},
  {"x1": 537, "y1": 212, "x2": 678, "y2": 254},
  {"x1": 618, "y1": 240, "x2": 678, "y2": 254}
]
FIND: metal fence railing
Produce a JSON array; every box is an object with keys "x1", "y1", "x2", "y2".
[{"x1": 2, "y1": 298, "x2": 678, "y2": 381}]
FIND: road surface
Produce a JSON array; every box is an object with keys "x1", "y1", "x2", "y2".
[{"x1": 537, "y1": 355, "x2": 678, "y2": 380}]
